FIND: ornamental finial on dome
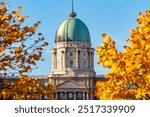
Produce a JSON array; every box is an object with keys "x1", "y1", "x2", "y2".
[{"x1": 69, "y1": 0, "x2": 77, "y2": 17}]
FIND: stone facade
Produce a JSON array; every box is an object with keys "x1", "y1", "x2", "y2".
[
  {"x1": 50, "y1": 42, "x2": 95, "y2": 77},
  {"x1": 47, "y1": 9, "x2": 102, "y2": 100},
  {"x1": 49, "y1": 40, "x2": 97, "y2": 100},
  {"x1": 49, "y1": 77, "x2": 95, "y2": 100}
]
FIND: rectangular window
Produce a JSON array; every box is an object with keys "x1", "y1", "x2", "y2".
[
  {"x1": 70, "y1": 60, "x2": 73, "y2": 67},
  {"x1": 83, "y1": 52, "x2": 86, "y2": 56},
  {"x1": 69, "y1": 52, "x2": 73, "y2": 56},
  {"x1": 83, "y1": 60, "x2": 86, "y2": 66}
]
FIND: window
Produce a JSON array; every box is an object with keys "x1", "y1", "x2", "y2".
[
  {"x1": 67, "y1": 92, "x2": 73, "y2": 100},
  {"x1": 77, "y1": 92, "x2": 83, "y2": 100},
  {"x1": 69, "y1": 51, "x2": 73, "y2": 56},
  {"x1": 83, "y1": 60, "x2": 86, "y2": 67},
  {"x1": 83, "y1": 52, "x2": 86, "y2": 57},
  {"x1": 44, "y1": 95, "x2": 48, "y2": 99},
  {"x1": 68, "y1": 93, "x2": 73, "y2": 98},
  {"x1": 44, "y1": 82, "x2": 48, "y2": 86},
  {"x1": 58, "y1": 92, "x2": 65, "y2": 100},
  {"x1": 69, "y1": 60, "x2": 73, "y2": 67}
]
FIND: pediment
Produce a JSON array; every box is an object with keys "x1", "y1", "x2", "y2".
[{"x1": 57, "y1": 80, "x2": 88, "y2": 89}]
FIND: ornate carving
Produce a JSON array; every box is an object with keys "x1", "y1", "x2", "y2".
[{"x1": 57, "y1": 35, "x2": 73, "y2": 42}]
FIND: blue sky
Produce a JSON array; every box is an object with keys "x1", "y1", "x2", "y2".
[{"x1": 7, "y1": 0, "x2": 150, "y2": 76}]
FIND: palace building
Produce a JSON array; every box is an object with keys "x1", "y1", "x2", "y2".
[{"x1": 48, "y1": 8, "x2": 105, "y2": 100}]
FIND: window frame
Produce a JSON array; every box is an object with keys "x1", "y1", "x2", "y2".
[{"x1": 69, "y1": 60, "x2": 74, "y2": 67}]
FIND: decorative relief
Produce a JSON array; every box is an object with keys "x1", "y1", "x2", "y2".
[
  {"x1": 57, "y1": 35, "x2": 72, "y2": 42},
  {"x1": 57, "y1": 51, "x2": 61, "y2": 69},
  {"x1": 57, "y1": 80, "x2": 88, "y2": 89}
]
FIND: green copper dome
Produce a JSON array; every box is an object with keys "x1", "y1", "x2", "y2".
[{"x1": 55, "y1": 16, "x2": 91, "y2": 43}]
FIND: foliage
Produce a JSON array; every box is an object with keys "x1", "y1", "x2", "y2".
[
  {"x1": 0, "y1": 76, "x2": 56, "y2": 100},
  {"x1": 0, "y1": 1, "x2": 48, "y2": 76},
  {"x1": 95, "y1": 10, "x2": 150, "y2": 100},
  {"x1": 0, "y1": 1, "x2": 55, "y2": 100}
]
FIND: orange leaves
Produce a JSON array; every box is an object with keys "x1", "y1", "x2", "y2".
[
  {"x1": 0, "y1": 1, "x2": 53, "y2": 100},
  {"x1": 33, "y1": 23, "x2": 39, "y2": 30},
  {"x1": 97, "y1": 33, "x2": 118, "y2": 69},
  {"x1": 1, "y1": 14, "x2": 9, "y2": 20},
  {"x1": 0, "y1": 6, "x2": 8, "y2": 13},
  {"x1": 0, "y1": 47, "x2": 4, "y2": 52},
  {"x1": 0, "y1": 77, "x2": 55, "y2": 100},
  {"x1": 18, "y1": 6, "x2": 22, "y2": 10},
  {"x1": 44, "y1": 42, "x2": 48, "y2": 46},
  {"x1": 95, "y1": 10, "x2": 150, "y2": 100},
  {"x1": 12, "y1": 10, "x2": 25, "y2": 22},
  {"x1": 0, "y1": 1, "x2": 48, "y2": 76},
  {"x1": 102, "y1": 33, "x2": 107, "y2": 38},
  {"x1": 34, "y1": 40, "x2": 38, "y2": 44},
  {"x1": 146, "y1": 10, "x2": 150, "y2": 17},
  {"x1": 102, "y1": 33, "x2": 111, "y2": 43}
]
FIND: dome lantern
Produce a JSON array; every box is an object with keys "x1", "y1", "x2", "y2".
[
  {"x1": 69, "y1": 0, "x2": 77, "y2": 18},
  {"x1": 69, "y1": 11, "x2": 77, "y2": 18}
]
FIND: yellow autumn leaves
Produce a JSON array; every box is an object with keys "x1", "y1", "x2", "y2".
[
  {"x1": 0, "y1": 76, "x2": 56, "y2": 100},
  {"x1": 95, "y1": 10, "x2": 150, "y2": 100},
  {"x1": 0, "y1": 2, "x2": 55, "y2": 100},
  {"x1": 0, "y1": 1, "x2": 48, "y2": 76}
]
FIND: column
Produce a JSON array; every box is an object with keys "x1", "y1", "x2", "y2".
[
  {"x1": 76, "y1": 49, "x2": 79, "y2": 68},
  {"x1": 64, "y1": 92, "x2": 67, "y2": 100},
  {"x1": 83, "y1": 92, "x2": 85, "y2": 100},
  {"x1": 52, "y1": 49, "x2": 55, "y2": 70},
  {"x1": 61, "y1": 51, "x2": 63, "y2": 70},
  {"x1": 88, "y1": 52, "x2": 90, "y2": 68},
  {"x1": 55, "y1": 92, "x2": 58, "y2": 99},
  {"x1": 90, "y1": 90, "x2": 94, "y2": 100},
  {"x1": 86, "y1": 79, "x2": 89, "y2": 86},
  {"x1": 52, "y1": 93, "x2": 54, "y2": 100},
  {"x1": 74, "y1": 92, "x2": 76, "y2": 100},
  {"x1": 78, "y1": 51, "x2": 80, "y2": 68},
  {"x1": 92, "y1": 52, "x2": 94, "y2": 70},
  {"x1": 54, "y1": 52, "x2": 57, "y2": 69},
  {"x1": 89, "y1": 52, "x2": 92, "y2": 69},
  {"x1": 85, "y1": 92, "x2": 87, "y2": 100},
  {"x1": 63, "y1": 51, "x2": 66, "y2": 70},
  {"x1": 64, "y1": 51, "x2": 66, "y2": 69},
  {"x1": 86, "y1": 92, "x2": 89, "y2": 100}
]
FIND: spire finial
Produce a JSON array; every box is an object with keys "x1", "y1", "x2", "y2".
[
  {"x1": 69, "y1": 0, "x2": 77, "y2": 17},
  {"x1": 72, "y1": 0, "x2": 74, "y2": 12}
]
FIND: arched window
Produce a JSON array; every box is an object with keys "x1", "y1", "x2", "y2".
[
  {"x1": 58, "y1": 92, "x2": 65, "y2": 100},
  {"x1": 67, "y1": 92, "x2": 73, "y2": 100},
  {"x1": 68, "y1": 93, "x2": 73, "y2": 98},
  {"x1": 77, "y1": 92, "x2": 83, "y2": 100}
]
